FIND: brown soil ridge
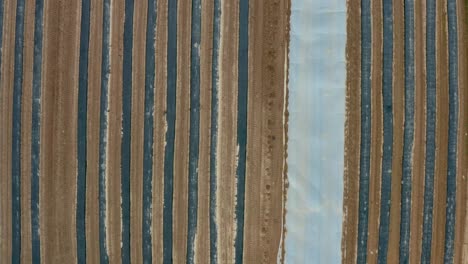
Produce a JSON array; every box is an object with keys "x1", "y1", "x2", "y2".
[
  {"x1": 430, "y1": 0, "x2": 450, "y2": 262},
  {"x1": 172, "y1": 0, "x2": 191, "y2": 262},
  {"x1": 341, "y1": 0, "x2": 362, "y2": 262},
  {"x1": 194, "y1": 0, "x2": 215, "y2": 261},
  {"x1": 367, "y1": 0, "x2": 383, "y2": 261},
  {"x1": 20, "y1": 0, "x2": 36, "y2": 262},
  {"x1": 106, "y1": 1, "x2": 124, "y2": 262},
  {"x1": 0, "y1": 0, "x2": 17, "y2": 262},
  {"x1": 243, "y1": 0, "x2": 288, "y2": 263},
  {"x1": 152, "y1": 0, "x2": 168, "y2": 262},
  {"x1": 85, "y1": 0, "x2": 103, "y2": 262},
  {"x1": 39, "y1": 0, "x2": 81, "y2": 262},
  {"x1": 129, "y1": 1, "x2": 148, "y2": 263},
  {"x1": 409, "y1": 0, "x2": 427, "y2": 262},
  {"x1": 215, "y1": 0, "x2": 239, "y2": 262}
]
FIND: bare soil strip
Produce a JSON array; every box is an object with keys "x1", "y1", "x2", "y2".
[
  {"x1": 194, "y1": 0, "x2": 214, "y2": 262},
  {"x1": 40, "y1": 1, "x2": 81, "y2": 262},
  {"x1": 172, "y1": 0, "x2": 191, "y2": 262},
  {"x1": 106, "y1": 1, "x2": 124, "y2": 262},
  {"x1": 243, "y1": 0, "x2": 288, "y2": 263},
  {"x1": 85, "y1": 0, "x2": 103, "y2": 262},
  {"x1": 129, "y1": 1, "x2": 148, "y2": 262},
  {"x1": 341, "y1": 1, "x2": 362, "y2": 263},
  {"x1": 152, "y1": 0, "x2": 168, "y2": 262},
  {"x1": 0, "y1": 0, "x2": 16, "y2": 261},
  {"x1": 216, "y1": 0, "x2": 239, "y2": 262},
  {"x1": 20, "y1": 1, "x2": 35, "y2": 262},
  {"x1": 367, "y1": 1, "x2": 383, "y2": 261},
  {"x1": 409, "y1": 1, "x2": 427, "y2": 262},
  {"x1": 430, "y1": 0, "x2": 450, "y2": 262}
]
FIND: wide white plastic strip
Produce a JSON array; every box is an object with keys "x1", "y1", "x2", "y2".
[{"x1": 284, "y1": 0, "x2": 346, "y2": 263}]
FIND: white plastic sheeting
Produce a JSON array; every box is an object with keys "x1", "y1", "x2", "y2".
[{"x1": 285, "y1": 0, "x2": 346, "y2": 263}]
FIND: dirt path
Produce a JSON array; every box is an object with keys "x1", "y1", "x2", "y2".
[
  {"x1": 39, "y1": 0, "x2": 81, "y2": 262},
  {"x1": 243, "y1": 0, "x2": 288, "y2": 263}
]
